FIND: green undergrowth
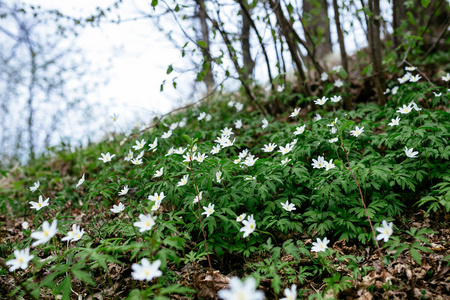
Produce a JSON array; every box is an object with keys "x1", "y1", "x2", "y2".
[{"x1": 1, "y1": 77, "x2": 450, "y2": 299}]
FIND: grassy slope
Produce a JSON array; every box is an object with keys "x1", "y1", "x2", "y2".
[{"x1": 1, "y1": 77, "x2": 450, "y2": 299}]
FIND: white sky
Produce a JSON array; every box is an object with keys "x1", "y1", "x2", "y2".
[{"x1": 22, "y1": 0, "x2": 187, "y2": 133}]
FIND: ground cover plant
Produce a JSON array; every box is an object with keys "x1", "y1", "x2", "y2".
[{"x1": 1, "y1": 64, "x2": 450, "y2": 299}]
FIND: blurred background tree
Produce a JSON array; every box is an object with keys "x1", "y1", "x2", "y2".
[{"x1": 0, "y1": 1, "x2": 102, "y2": 167}]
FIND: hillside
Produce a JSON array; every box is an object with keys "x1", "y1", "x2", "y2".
[{"x1": 1, "y1": 73, "x2": 450, "y2": 299}]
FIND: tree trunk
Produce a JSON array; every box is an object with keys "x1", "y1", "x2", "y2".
[
  {"x1": 240, "y1": 0, "x2": 254, "y2": 82},
  {"x1": 197, "y1": 0, "x2": 215, "y2": 93},
  {"x1": 302, "y1": 0, "x2": 333, "y2": 59},
  {"x1": 367, "y1": 0, "x2": 386, "y2": 105}
]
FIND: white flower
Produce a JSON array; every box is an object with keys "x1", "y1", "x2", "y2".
[
  {"x1": 162, "y1": 130, "x2": 172, "y2": 139},
  {"x1": 332, "y1": 65, "x2": 342, "y2": 72},
  {"x1": 148, "y1": 192, "x2": 165, "y2": 202},
  {"x1": 325, "y1": 159, "x2": 336, "y2": 171},
  {"x1": 262, "y1": 118, "x2": 268, "y2": 129},
  {"x1": 388, "y1": 117, "x2": 401, "y2": 127},
  {"x1": 22, "y1": 221, "x2": 29, "y2": 230},
  {"x1": 198, "y1": 112, "x2": 207, "y2": 121},
  {"x1": 169, "y1": 122, "x2": 179, "y2": 130},
  {"x1": 234, "y1": 158, "x2": 241, "y2": 164},
  {"x1": 5, "y1": 248, "x2": 34, "y2": 272},
  {"x1": 221, "y1": 127, "x2": 234, "y2": 136},
  {"x1": 174, "y1": 147, "x2": 186, "y2": 155},
  {"x1": 111, "y1": 113, "x2": 119, "y2": 122},
  {"x1": 397, "y1": 104, "x2": 412, "y2": 114},
  {"x1": 311, "y1": 237, "x2": 330, "y2": 252},
  {"x1": 177, "y1": 175, "x2": 189, "y2": 187},
  {"x1": 193, "y1": 191, "x2": 203, "y2": 204},
  {"x1": 153, "y1": 167, "x2": 163, "y2": 178},
  {"x1": 182, "y1": 153, "x2": 195, "y2": 163},
  {"x1": 236, "y1": 213, "x2": 246, "y2": 222},
  {"x1": 290, "y1": 108, "x2": 301, "y2": 118},
  {"x1": 202, "y1": 203, "x2": 215, "y2": 217},
  {"x1": 384, "y1": 88, "x2": 390, "y2": 95},
  {"x1": 442, "y1": 73, "x2": 450, "y2": 82},
  {"x1": 31, "y1": 220, "x2": 58, "y2": 247},
  {"x1": 218, "y1": 277, "x2": 264, "y2": 300},
  {"x1": 278, "y1": 143, "x2": 294, "y2": 155},
  {"x1": 148, "y1": 138, "x2": 158, "y2": 152},
  {"x1": 76, "y1": 173, "x2": 85, "y2": 188},
  {"x1": 131, "y1": 259, "x2": 162, "y2": 281},
  {"x1": 334, "y1": 79, "x2": 344, "y2": 87},
  {"x1": 235, "y1": 102, "x2": 244, "y2": 112},
  {"x1": 29, "y1": 195, "x2": 49, "y2": 211},
  {"x1": 281, "y1": 201, "x2": 296, "y2": 212},
  {"x1": 131, "y1": 158, "x2": 143, "y2": 165},
  {"x1": 321, "y1": 72, "x2": 328, "y2": 81},
  {"x1": 240, "y1": 215, "x2": 256, "y2": 238},
  {"x1": 216, "y1": 170, "x2": 222, "y2": 183},
  {"x1": 329, "y1": 137, "x2": 338, "y2": 143},
  {"x1": 120, "y1": 138, "x2": 127, "y2": 146},
  {"x1": 98, "y1": 152, "x2": 115, "y2": 163},
  {"x1": 110, "y1": 203, "x2": 125, "y2": 213},
  {"x1": 350, "y1": 126, "x2": 364, "y2": 137},
  {"x1": 281, "y1": 158, "x2": 291, "y2": 166},
  {"x1": 30, "y1": 181, "x2": 40, "y2": 192},
  {"x1": 244, "y1": 176, "x2": 256, "y2": 181},
  {"x1": 151, "y1": 201, "x2": 161, "y2": 211},
  {"x1": 132, "y1": 139, "x2": 146, "y2": 150},
  {"x1": 211, "y1": 145, "x2": 221, "y2": 154},
  {"x1": 124, "y1": 150, "x2": 134, "y2": 161},
  {"x1": 261, "y1": 143, "x2": 277, "y2": 153},
  {"x1": 409, "y1": 74, "x2": 421, "y2": 82},
  {"x1": 118, "y1": 185, "x2": 129, "y2": 196},
  {"x1": 314, "y1": 113, "x2": 322, "y2": 121},
  {"x1": 243, "y1": 155, "x2": 258, "y2": 167},
  {"x1": 62, "y1": 224, "x2": 85, "y2": 242},
  {"x1": 178, "y1": 118, "x2": 187, "y2": 127},
  {"x1": 238, "y1": 149, "x2": 249, "y2": 159},
  {"x1": 433, "y1": 92, "x2": 442, "y2": 97},
  {"x1": 281, "y1": 284, "x2": 297, "y2": 300},
  {"x1": 134, "y1": 214, "x2": 156, "y2": 232},
  {"x1": 206, "y1": 114, "x2": 212, "y2": 121},
  {"x1": 165, "y1": 147, "x2": 174, "y2": 156},
  {"x1": 376, "y1": 220, "x2": 393, "y2": 242},
  {"x1": 293, "y1": 125, "x2": 306, "y2": 135},
  {"x1": 392, "y1": 86, "x2": 399, "y2": 95},
  {"x1": 409, "y1": 101, "x2": 422, "y2": 111},
  {"x1": 228, "y1": 101, "x2": 235, "y2": 107},
  {"x1": 330, "y1": 95, "x2": 342, "y2": 103},
  {"x1": 235, "y1": 119, "x2": 243, "y2": 129},
  {"x1": 405, "y1": 66, "x2": 417, "y2": 71},
  {"x1": 314, "y1": 96, "x2": 328, "y2": 105},
  {"x1": 195, "y1": 153, "x2": 208, "y2": 163},
  {"x1": 312, "y1": 156, "x2": 325, "y2": 169},
  {"x1": 404, "y1": 146, "x2": 419, "y2": 158}
]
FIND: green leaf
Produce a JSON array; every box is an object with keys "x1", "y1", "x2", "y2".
[
  {"x1": 197, "y1": 40, "x2": 207, "y2": 48},
  {"x1": 361, "y1": 64, "x2": 373, "y2": 76},
  {"x1": 166, "y1": 65, "x2": 173, "y2": 74},
  {"x1": 410, "y1": 248, "x2": 422, "y2": 265},
  {"x1": 421, "y1": 0, "x2": 431, "y2": 7},
  {"x1": 71, "y1": 267, "x2": 95, "y2": 286}
]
